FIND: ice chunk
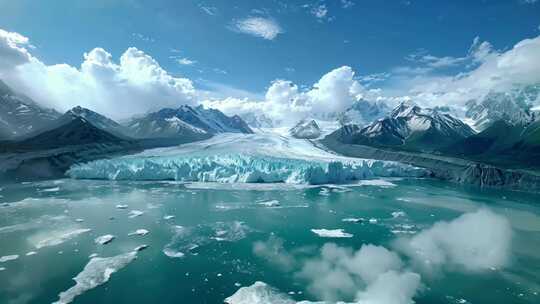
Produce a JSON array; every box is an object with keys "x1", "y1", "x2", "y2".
[
  {"x1": 94, "y1": 234, "x2": 115, "y2": 245},
  {"x1": 26, "y1": 251, "x2": 37, "y2": 256},
  {"x1": 41, "y1": 187, "x2": 60, "y2": 192},
  {"x1": 342, "y1": 218, "x2": 364, "y2": 223},
  {"x1": 53, "y1": 251, "x2": 138, "y2": 304},
  {"x1": 0, "y1": 255, "x2": 19, "y2": 262},
  {"x1": 0, "y1": 267, "x2": 5, "y2": 271},
  {"x1": 163, "y1": 215, "x2": 175, "y2": 220},
  {"x1": 128, "y1": 210, "x2": 144, "y2": 218},
  {"x1": 311, "y1": 229, "x2": 353, "y2": 238},
  {"x1": 353, "y1": 179, "x2": 397, "y2": 188},
  {"x1": 134, "y1": 244, "x2": 149, "y2": 252},
  {"x1": 128, "y1": 229, "x2": 149, "y2": 236},
  {"x1": 369, "y1": 218, "x2": 379, "y2": 224},
  {"x1": 391, "y1": 211, "x2": 406, "y2": 218},
  {"x1": 31, "y1": 228, "x2": 91, "y2": 249},
  {"x1": 257, "y1": 200, "x2": 281, "y2": 208},
  {"x1": 225, "y1": 281, "x2": 296, "y2": 304},
  {"x1": 116, "y1": 204, "x2": 128, "y2": 209}
]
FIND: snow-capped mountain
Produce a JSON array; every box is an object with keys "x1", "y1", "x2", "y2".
[
  {"x1": 465, "y1": 85, "x2": 539, "y2": 131},
  {"x1": 289, "y1": 119, "x2": 321, "y2": 139},
  {"x1": 0, "y1": 80, "x2": 61, "y2": 139},
  {"x1": 127, "y1": 105, "x2": 253, "y2": 139},
  {"x1": 239, "y1": 112, "x2": 275, "y2": 128},
  {"x1": 333, "y1": 102, "x2": 476, "y2": 152},
  {"x1": 338, "y1": 99, "x2": 391, "y2": 127},
  {"x1": 52, "y1": 106, "x2": 129, "y2": 137}
]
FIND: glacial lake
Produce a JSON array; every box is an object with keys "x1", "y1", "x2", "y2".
[{"x1": 0, "y1": 178, "x2": 539, "y2": 304}]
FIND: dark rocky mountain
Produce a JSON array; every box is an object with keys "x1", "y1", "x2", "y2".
[{"x1": 0, "y1": 80, "x2": 61, "y2": 139}]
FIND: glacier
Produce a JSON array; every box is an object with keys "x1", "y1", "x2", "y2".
[{"x1": 67, "y1": 133, "x2": 426, "y2": 184}]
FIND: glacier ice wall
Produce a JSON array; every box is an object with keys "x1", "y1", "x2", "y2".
[{"x1": 67, "y1": 153, "x2": 426, "y2": 184}]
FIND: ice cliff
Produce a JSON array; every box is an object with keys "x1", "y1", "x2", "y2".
[{"x1": 67, "y1": 133, "x2": 426, "y2": 184}]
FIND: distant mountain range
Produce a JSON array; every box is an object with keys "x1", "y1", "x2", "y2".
[
  {"x1": 0, "y1": 80, "x2": 61, "y2": 139},
  {"x1": 339, "y1": 99, "x2": 391, "y2": 127},
  {"x1": 465, "y1": 85, "x2": 539, "y2": 131},
  {"x1": 126, "y1": 105, "x2": 253, "y2": 139},
  {"x1": 332, "y1": 102, "x2": 475, "y2": 152},
  {"x1": 289, "y1": 119, "x2": 321, "y2": 139}
]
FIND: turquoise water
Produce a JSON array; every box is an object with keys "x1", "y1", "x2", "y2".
[{"x1": 0, "y1": 178, "x2": 539, "y2": 303}]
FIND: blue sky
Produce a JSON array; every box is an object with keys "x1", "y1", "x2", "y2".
[
  {"x1": 1, "y1": 0, "x2": 538, "y2": 95},
  {"x1": 0, "y1": 0, "x2": 539, "y2": 121}
]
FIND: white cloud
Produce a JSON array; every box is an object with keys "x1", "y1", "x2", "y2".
[
  {"x1": 388, "y1": 35, "x2": 540, "y2": 109},
  {"x1": 232, "y1": 17, "x2": 283, "y2": 40},
  {"x1": 204, "y1": 66, "x2": 366, "y2": 125},
  {"x1": 175, "y1": 57, "x2": 196, "y2": 65},
  {"x1": 394, "y1": 209, "x2": 512, "y2": 272},
  {"x1": 311, "y1": 4, "x2": 328, "y2": 19},
  {"x1": 0, "y1": 29, "x2": 196, "y2": 119},
  {"x1": 0, "y1": 28, "x2": 32, "y2": 70}
]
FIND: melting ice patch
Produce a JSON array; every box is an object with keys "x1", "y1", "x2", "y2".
[
  {"x1": 0, "y1": 255, "x2": 19, "y2": 263},
  {"x1": 163, "y1": 221, "x2": 251, "y2": 258},
  {"x1": 311, "y1": 229, "x2": 353, "y2": 238},
  {"x1": 53, "y1": 251, "x2": 138, "y2": 304},
  {"x1": 29, "y1": 228, "x2": 91, "y2": 249},
  {"x1": 67, "y1": 133, "x2": 425, "y2": 184}
]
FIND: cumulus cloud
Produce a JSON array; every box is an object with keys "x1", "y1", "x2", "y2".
[
  {"x1": 0, "y1": 29, "x2": 32, "y2": 70},
  {"x1": 232, "y1": 17, "x2": 283, "y2": 40},
  {"x1": 394, "y1": 209, "x2": 512, "y2": 273},
  {"x1": 0, "y1": 29, "x2": 196, "y2": 119},
  {"x1": 204, "y1": 66, "x2": 366, "y2": 125},
  {"x1": 392, "y1": 35, "x2": 540, "y2": 109}
]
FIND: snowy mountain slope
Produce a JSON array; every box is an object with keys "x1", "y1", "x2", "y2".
[
  {"x1": 68, "y1": 131, "x2": 426, "y2": 184},
  {"x1": 289, "y1": 119, "x2": 321, "y2": 139},
  {"x1": 465, "y1": 85, "x2": 539, "y2": 131},
  {"x1": 338, "y1": 99, "x2": 391, "y2": 127},
  {"x1": 330, "y1": 102, "x2": 476, "y2": 152},
  {"x1": 127, "y1": 105, "x2": 253, "y2": 139},
  {"x1": 0, "y1": 80, "x2": 61, "y2": 138}
]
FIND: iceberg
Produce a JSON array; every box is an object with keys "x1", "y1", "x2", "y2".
[{"x1": 68, "y1": 133, "x2": 426, "y2": 184}]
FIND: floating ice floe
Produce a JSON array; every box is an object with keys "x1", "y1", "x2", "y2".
[
  {"x1": 128, "y1": 229, "x2": 149, "y2": 236},
  {"x1": 224, "y1": 281, "x2": 296, "y2": 304},
  {"x1": 391, "y1": 211, "x2": 406, "y2": 218},
  {"x1": 94, "y1": 234, "x2": 115, "y2": 245},
  {"x1": 26, "y1": 251, "x2": 37, "y2": 256},
  {"x1": 53, "y1": 251, "x2": 139, "y2": 304},
  {"x1": 342, "y1": 218, "x2": 364, "y2": 223},
  {"x1": 163, "y1": 215, "x2": 175, "y2": 220},
  {"x1": 31, "y1": 228, "x2": 92, "y2": 249},
  {"x1": 88, "y1": 253, "x2": 98, "y2": 258},
  {"x1": 0, "y1": 267, "x2": 5, "y2": 271},
  {"x1": 41, "y1": 187, "x2": 60, "y2": 192},
  {"x1": 311, "y1": 229, "x2": 353, "y2": 238},
  {"x1": 257, "y1": 200, "x2": 281, "y2": 208},
  {"x1": 0, "y1": 255, "x2": 19, "y2": 262},
  {"x1": 116, "y1": 204, "x2": 128, "y2": 209},
  {"x1": 128, "y1": 210, "x2": 144, "y2": 218},
  {"x1": 163, "y1": 222, "x2": 252, "y2": 259},
  {"x1": 134, "y1": 244, "x2": 149, "y2": 252},
  {"x1": 368, "y1": 218, "x2": 379, "y2": 224},
  {"x1": 353, "y1": 179, "x2": 398, "y2": 188}
]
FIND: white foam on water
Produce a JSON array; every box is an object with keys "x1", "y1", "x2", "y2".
[
  {"x1": 311, "y1": 229, "x2": 353, "y2": 238},
  {"x1": 257, "y1": 200, "x2": 281, "y2": 207},
  {"x1": 352, "y1": 179, "x2": 398, "y2": 188},
  {"x1": 53, "y1": 251, "x2": 138, "y2": 304},
  {"x1": 41, "y1": 187, "x2": 60, "y2": 192}
]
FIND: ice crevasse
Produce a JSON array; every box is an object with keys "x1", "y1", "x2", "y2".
[{"x1": 67, "y1": 134, "x2": 427, "y2": 184}]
